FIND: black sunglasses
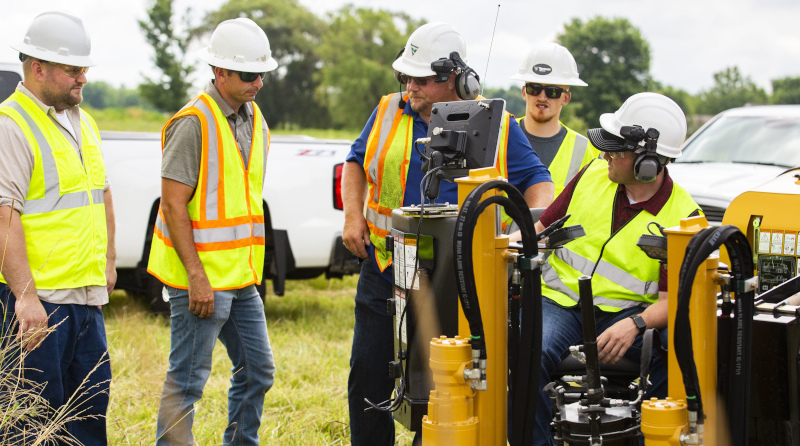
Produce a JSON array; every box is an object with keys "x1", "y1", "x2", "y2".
[
  {"x1": 397, "y1": 73, "x2": 438, "y2": 86},
  {"x1": 234, "y1": 71, "x2": 267, "y2": 82},
  {"x1": 524, "y1": 83, "x2": 568, "y2": 99}
]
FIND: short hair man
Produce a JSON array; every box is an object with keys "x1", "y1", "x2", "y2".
[
  {"x1": 510, "y1": 43, "x2": 600, "y2": 198},
  {"x1": 341, "y1": 21, "x2": 554, "y2": 446},
  {"x1": 530, "y1": 93, "x2": 701, "y2": 445},
  {"x1": 0, "y1": 11, "x2": 115, "y2": 444},
  {"x1": 147, "y1": 18, "x2": 277, "y2": 445}
]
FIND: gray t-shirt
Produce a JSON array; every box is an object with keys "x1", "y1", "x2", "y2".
[
  {"x1": 519, "y1": 120, "x2": 567, "y2": 168},
  {"x1": 161, "y1": 81, "x2": 256, "y2": 188}
]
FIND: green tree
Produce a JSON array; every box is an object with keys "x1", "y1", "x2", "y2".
[
  {"x1": 771, "y1": 76, "x2": 800, "y2": 105},
  {"x1": 653, "y1": 84, "x2": 695, "y2": 117},
  {"x1": 696, "y1": 66, "x2": 768, "y2": 114},
  {"x1": 483, "y1": 86, "x2": 526, "y2": 117},
  {"x1": 315, "y1": 6, "x2": 423, "y2": 129},
  {"x1": 557, "y1": 17, "x2": 651, "y2": 127},
  {"x1": 139, "y1": 0, "x2": 195, "y2": 113},
  {"x1": 83, "y1": 81, "x2": 142, "y2": 109},
  {"x1": 200, "y1": 0, "x2": 329, "y2": 129}
]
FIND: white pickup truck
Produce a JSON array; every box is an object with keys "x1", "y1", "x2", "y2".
[{"x1": 1, "y1": 62, "x2": 358, "y2": 311}]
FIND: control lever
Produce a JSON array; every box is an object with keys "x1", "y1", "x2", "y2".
[{"x1": 537, "y1": 213, "x2": 571, "y2": 241}]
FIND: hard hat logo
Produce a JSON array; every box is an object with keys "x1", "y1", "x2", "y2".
[
  {"x1": 391, "y1": 22, "x2": 467, "y2": 78},
  {"x1": 510, "y1": 42, "x2": 587, "y2": 87},
  {"x1": 532, "y1": 64, "x2": 553, "y2": 75}
]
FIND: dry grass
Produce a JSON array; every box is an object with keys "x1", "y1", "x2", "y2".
[
  {"x1": 0, "y1": 308, "x2": 110, "y2": 445},
  {"x1": 104, "y1": 275, "x2": 416, "y2": 445}
]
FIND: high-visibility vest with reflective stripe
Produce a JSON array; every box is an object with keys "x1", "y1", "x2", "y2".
[
  {"x1": 147, "y1": 93, "x2": 267, "y2": 290},
  {"x1": 541, "y1": 159, "x2": 700, "y2": 312},
  {"x1": 517, "y1": 117, "x2": 600, "y2": 198},
  {"x1": 0, "y1": 90, "x2": 107, "y2": 289},
  {"x1": 363, "y1": 93, "x2": 511, "y2": 272}
]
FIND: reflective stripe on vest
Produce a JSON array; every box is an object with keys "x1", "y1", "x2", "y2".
[
  {"x1": 154, "y1": 214, "x2": 266, "y2": 247},
  {"x1": 541, "y1": 159, "x2": 700, "y2": 311},
  {"x1": 148, "y1": 93, "x2": 267, "y2": 290},
  {"x1": 0, "y1": 91, "x2": 107, "y2": 290},
  {"x1": 517, "y1": 117, "x2": 600, "y2": 198},
  {"x1": 363, "y1": 93, "x2": 411, "y2": 271}
]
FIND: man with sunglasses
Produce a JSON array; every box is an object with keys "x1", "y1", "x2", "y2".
[
  {"x1": 0, "y1": 11, "x2": 114, "y2": 445},
  {"x1": 511, "y1": 43, "x2": 600, "y2": 198},
  {"x1": 147, "y1": 17, "x2": 277, "y2": 446},
  {"x1": 341, "y1": 22, "x2": 553, "y2": 446},
  {"x1": 527, "y1": 93, "x2": 701, "y2": 445}
]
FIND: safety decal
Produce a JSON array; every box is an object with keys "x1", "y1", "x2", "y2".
[
  {"x1": 758, "y1": 230, "x2": 771, "y2": 254},
  {"x1": 771, "y1": 231, "x2": 785, "y2": 255}
]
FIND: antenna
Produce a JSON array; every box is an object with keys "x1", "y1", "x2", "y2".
[{"x1": 481, "y1": 4, "x2": 501, "y2": 97}]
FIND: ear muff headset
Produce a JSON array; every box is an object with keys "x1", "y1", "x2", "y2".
[
  {"x1": 431, "y1": 51, "x2": 480, "y2": 100},
  {"x1": 621, "y1": 125, "x2": 664, "y2": 183}
]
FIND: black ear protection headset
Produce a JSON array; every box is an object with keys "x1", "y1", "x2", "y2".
[
  {"x1": 430, "y1": 51, "x2": 480, "y2": 100},
  {"x1": 619, "y1": 125, "x2": 664, "y2": 183},
  {"x1": 393, "y1": 49, "x2": 481, "y2": 100}
]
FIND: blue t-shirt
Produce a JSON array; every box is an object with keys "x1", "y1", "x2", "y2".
[{"x1": 346, "y1": 97, "x2": 552, "y2": 283}]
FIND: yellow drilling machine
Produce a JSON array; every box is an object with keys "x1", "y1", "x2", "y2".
[{"x1": 376, "y1": 98, "x2": 800, "y2": 445}]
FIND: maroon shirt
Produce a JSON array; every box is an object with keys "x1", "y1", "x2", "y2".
[{"x1": 539, "y1": 163, "x2": 698, "y2": 291}]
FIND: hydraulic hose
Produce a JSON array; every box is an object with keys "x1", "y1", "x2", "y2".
[
  {"x1": 452, "y1": 180, "x2": 540, "y2": 446},
  {"x1": 673, "y1": 225, "x2": 754, "y2": 445}
]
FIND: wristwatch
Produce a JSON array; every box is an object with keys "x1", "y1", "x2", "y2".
[{"x1": 629, "y1": 314, "x2": 647, "y2": 335}]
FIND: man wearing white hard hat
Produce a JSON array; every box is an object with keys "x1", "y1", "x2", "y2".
[
  {"x1": 528, "y1": 92, "x2": 701, "y2": 445},
  {"x1": 341, "y1": 21, "x2": 553, "y2": 446},
  {"x1": 147, "y1": 17, "x2": 277, "y2": 445},
  {"x1": 0, "y1": 11, "x2": 114, "y2": 444},
  {"x1": 511, "y1": 42, "x2": 600, "y2": 198}
]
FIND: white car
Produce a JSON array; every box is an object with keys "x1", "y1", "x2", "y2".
[{"x1": 669, "y1": 105, "x2": 800, "y2": 223}]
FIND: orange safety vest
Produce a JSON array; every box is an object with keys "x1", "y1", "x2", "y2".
[
  {"x1": 148, "y1": 93, "x2": 268, "y2": 290},
  {"x1": 362, "y1": 92, "x2": 511, "y2": 271}
]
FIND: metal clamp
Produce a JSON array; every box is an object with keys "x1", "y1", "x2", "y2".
[
  {"x1": 737, "y1": 276, "x2": 758, "y2": 294},
  {"x1": 519, "y1": 253, "x2": 544, "y2": 271}
]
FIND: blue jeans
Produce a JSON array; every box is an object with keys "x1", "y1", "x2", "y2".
[
  {"x1": 156, "y1": 285, "x2": 275, "y2": 446},
  {"x1": 531, "y1": 298, "x2": 668, "y2": 446},
  {"x1": 0, "y1": 283, "x2": 111, "y2": 446},
  {"x1": 348, "y1": 259, "x2": 397, "y2": 446}
]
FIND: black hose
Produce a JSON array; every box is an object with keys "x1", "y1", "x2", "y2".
[
  {"x1": 451, "y1": 180, "x2": 540, "y2": 446},
  {"x1": 673, "y1": 224, "x2": 754, "y2": 444}
]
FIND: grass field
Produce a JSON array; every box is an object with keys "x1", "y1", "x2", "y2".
[{"x1": 103, "y1": 275, "x2": 415, "y2": 445}]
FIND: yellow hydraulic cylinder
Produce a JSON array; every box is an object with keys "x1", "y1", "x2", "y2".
[
  {"x1": 664, "y1": 215, "x2": 720, "y2": 445},
  {"x1": 641, "y1": 397, "x2": 688, "y2": 445},
  {"x1": 452, "y1": 168, "x2": 509, "y2": 446},
  {"x1": 421, "y1": 336, "x2": 478, "y2": 446}
]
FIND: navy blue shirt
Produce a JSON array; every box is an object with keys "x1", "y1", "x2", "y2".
[{"x1": 347, "y1": 97, "x2": 552, "y2": 283}]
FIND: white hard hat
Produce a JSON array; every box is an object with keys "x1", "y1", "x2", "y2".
[
  {"x1": 589, "y1": 92, "x2": 687, "y2": 158},
  {"x1": 510, "y1": 42, "x2": 586, "y2": 87},
  {"x1": 392, "y1": 22, "x2": 466, "y2": 77},
  {"x1": 197, "y1": 18, "x2": 278, "y2": 73},
  {"x1": 11, "y1": 11, "x2": 95, "y2": 67}
]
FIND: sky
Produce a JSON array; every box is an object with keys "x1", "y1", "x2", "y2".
[{"x1": 2, "y1": 0, "x2": 799, "y2": 96}]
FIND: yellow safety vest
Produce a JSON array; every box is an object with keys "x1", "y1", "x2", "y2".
[
  {"x1": 0, "y1": 90, "x2": 107, "y2": 289},
  {"x1": 517, "y1": 117, "x2": 600, "y2": 198},
  {"x1": 363, "y1": 92, "x2": 511, "y2": 272},
  {"x1": 148, "y1": 93, "x2": 268, "y2": 290},
  {"x1": 541, "y1": 159, "x2": 701, "y2": 312}
]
